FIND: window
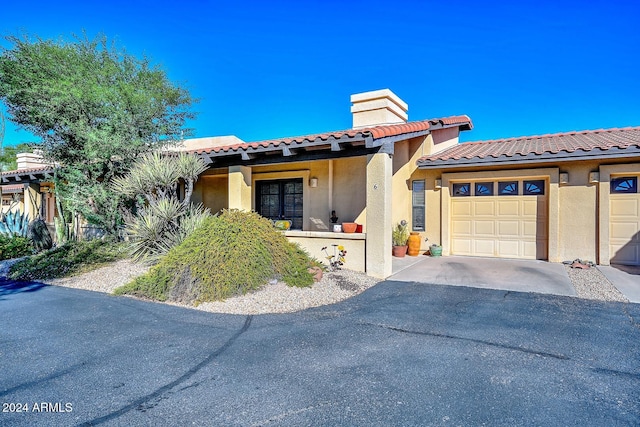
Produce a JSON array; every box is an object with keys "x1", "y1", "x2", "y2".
[
  {"x1": 452, "y1": 183, "x2": 471, "y2": 197},
  {"x1": 498, "y1": 181, "x2": 518, "y2": 196},
  {"x1": 475, "y1": 182, "x2": 494, "y2": 196},
  {"x1": 611, "y1": 177, "x2": 638, "y2": 193},
  {"x1": 256, "y1": 179, "x2": 303, "y2": 229},
  {"x1": 523, "y1": 180, "x2": 545, "y2": 195},
  {"x1": 412, "y1": 180, "x2": 425, "y2": 231}
]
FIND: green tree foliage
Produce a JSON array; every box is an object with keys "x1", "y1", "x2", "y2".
[
  {"x1": 0, "y1": 143, "x2": 31, "y2": 171},
  {"x1": 112, "y1": 151, "x2": 210, "y2": 262},
  {"x1": 0, "y1": 34, "x2": 196, "y2": 236},
  {"x1": 115, "y1": 210, "x2": 315, "y2": 304}
]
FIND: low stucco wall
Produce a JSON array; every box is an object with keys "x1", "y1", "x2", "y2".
[{"x1": 284, "y1": 231, "x2": 366, "y2": 272}]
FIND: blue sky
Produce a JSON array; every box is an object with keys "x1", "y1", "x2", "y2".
[{"x1": 1, "y1": 0, "x2": 639, "y2": 147}]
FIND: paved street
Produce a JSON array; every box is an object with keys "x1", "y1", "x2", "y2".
[{"x1": 1, "y1": 279, "x2": 639, "y2": 426}]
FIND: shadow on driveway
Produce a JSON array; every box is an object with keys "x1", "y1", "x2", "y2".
[{"x1": 0, "y1": 279, "x2": 48, "y2": 300}]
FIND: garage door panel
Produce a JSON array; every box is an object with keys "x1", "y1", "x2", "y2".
[
  {"x1": 610, "y1": 192, "x2": 640, "y2": 266},
  {"x1": 522, "y1": 199, "x2": 539, "y2": 216},
  {"x1": 497, "y1": 200, "x2": 520, "y2": 215},
  {"x1": 452, "y1": 220, "x2": 472, "y2": 235},
  {"x1": 522, "y1": 221, "x2": 537, "y2": 238},
  {"x1": 610, "y1": 222, "x2": 640, "y2": 239},
  {"x1": 452, "y1": 200, "x2": 472, "y2": 216},
  {"x1": 451, "y1": 239, "x2": 472, "y2": 255},
  {"x1": 497, "y1": 240, "x2": 519, "y2": 258},
  {"x1": 473, "y1": 239, "x2": 496, "y2": 256},
  {"x1": 451, "y1": 183, "x2": 548, "y2": 260},
  {"x1": 611, "y1": 243, "x2": 639, "y2": 265},
  {"x1": 474, "y1": 220, "x2": 495, "y2": 235},
  {"x1": 474, "y1": 201, "x2": 495, "y2": 216},
  {"x1": 497, "y1": 221, "x2": 519, "y2": 237},
  {"x1": 610, "y1": 198, "x2": 639, "y2": 216}
]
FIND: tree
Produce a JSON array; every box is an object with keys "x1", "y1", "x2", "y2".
[
  {"x1": 0, "y1": 143, "x2": 31, "y2": 171},
  {"x1": 0, "y1": 34, "x2": 197, "y2": 236}
]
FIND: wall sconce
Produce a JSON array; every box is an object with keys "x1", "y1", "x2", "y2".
[
  {"x1": 589, "y1": 172, "x2": 599, "y2": 184},
  {"x1": 309, "y1": 177, "x2": 318, "y2": 188},
  {"x1": 559, "y1": 172, "x2": 569, "y2": 185},
  {"x1": 435, "y1": 178, "x2": 442, "y2": 189}
]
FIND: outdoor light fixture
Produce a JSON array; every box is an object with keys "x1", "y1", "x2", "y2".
[
  {"x1": 559, "y1": 172, "x2": 569, "y2": 184},
  {"x1": 309, "y1": 177, "x2": 318, "y2": 188},
  {"x1": 435, "y1": 178, "x2": 442, "y2": 189},
  {"x1": 589, "y1": 172, "x2": 599, "y2": 183}
]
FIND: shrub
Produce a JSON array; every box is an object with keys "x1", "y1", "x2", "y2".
[
  {"x1": 0, "y1": 236, "x2": 33, "y2": 260},
  {"x1": 115, "y1": 210, "x2": 315, "y2": 303},
  {"x1": 9, "y1": 239, "x2": 128, "y2": 281}
]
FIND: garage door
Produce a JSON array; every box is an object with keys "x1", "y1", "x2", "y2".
[
  {"x1": 610, "y1": 176, "x2": 640, "y2": 266},
  {"x1": 450, "y1": 180, "x2": 548, "y2": 259}
]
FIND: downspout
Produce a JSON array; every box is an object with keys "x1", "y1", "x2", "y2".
[{"x1": 328, "y1": 159, "x2": 334, "y2": 214}]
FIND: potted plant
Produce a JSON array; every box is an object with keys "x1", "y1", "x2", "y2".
[
  {"x1": 429, "y1": 243, "x2": 442, "y2": 257},
  {"x1": 392, "y1": 220, "x2": 409, "y2": 257}
]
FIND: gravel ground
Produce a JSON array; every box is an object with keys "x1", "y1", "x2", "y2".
[
  {"x1": 2, "y1": 259, "x2": 630, "y2": 313},
  {"x1": 565, "y1": 265, "x2": 628, "y2": 302},
  {"x1": 39, "y1": 260, "x2": 380, "y2": 315}
]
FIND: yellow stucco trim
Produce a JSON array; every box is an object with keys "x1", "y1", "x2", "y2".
[
  {"x1": 441, "y1": 167, "x2": 560, "y2": 261},
  {"x1": 598, "y1": 163, "x2": 640, "y2": 265}
]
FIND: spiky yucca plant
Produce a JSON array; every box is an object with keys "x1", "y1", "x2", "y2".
[{"x1": 112, "y1": 151, "x2": 211, "y2": 263}]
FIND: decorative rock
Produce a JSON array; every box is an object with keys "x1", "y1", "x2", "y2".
[{"x1": 308, "y1": 266, "x2": 323, "y2": 282}]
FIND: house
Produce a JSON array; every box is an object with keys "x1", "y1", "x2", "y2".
[
  {"x1": 178, "y1": 89, "x2": 473, "y2": 278},
  {"x1": 2, "y1": 89, "x2": 639, "y2": 277}
]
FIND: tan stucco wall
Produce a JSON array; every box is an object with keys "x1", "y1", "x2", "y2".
[
  {"x1": 331, "y1": 158, "x2": 367, "y2": 228},
  {"x1": 418, "y1": 159, "x2": 640, "y2": 265},
  {"x1": 556, "y1": 162, "x2": 599, "y2": 262},
  {"x1": 193, "y1": 175, "x2": 228, "y2": 214},
  {"x1": 285, "y1": 231, "x2": 366, "y2": 272},
  {"x1": 252, "y1": 158, "x2": 366, "y2": 232}
]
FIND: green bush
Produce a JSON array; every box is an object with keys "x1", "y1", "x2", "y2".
[
  {"x1": 9, "y1": 239, "x2": 128, "y2": 281},
  {"x1": 115, "y1": 210, "x2": 315, "y2": 303},
  {"x1": 0, "y1": 236, "x2": 33, "y2": 260}
]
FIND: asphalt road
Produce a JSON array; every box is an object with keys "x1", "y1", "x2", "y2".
[{"x1": 1, "y1": 279, "x2": 639, "y2": 426}]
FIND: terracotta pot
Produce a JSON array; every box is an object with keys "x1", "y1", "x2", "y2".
[
  {"x1": 342, "y1": 222, "x2": 357, "y2": 233},
  {"x1": 407, "y1": 232, "x2": 421, "y2": 256},
  {"x1": 392, "y1": 245, "x2": 408, "y2": 257}
]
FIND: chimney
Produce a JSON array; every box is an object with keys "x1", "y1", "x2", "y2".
[
  {"x1": 350, "y1": 89, "x2": 408, "y2": 129},
  {"x1": 16, "y1": 151, "x2": 47, "y2": 170}
]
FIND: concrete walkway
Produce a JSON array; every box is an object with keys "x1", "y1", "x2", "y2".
[
  {"x1": 598, "y1": 264, "x2": 640, "y2": 303},
  {"x1": 391, "y1": 255, "x2": 576, "y2": 296}
]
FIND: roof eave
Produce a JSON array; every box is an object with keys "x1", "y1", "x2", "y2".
[{"x1": 417, "y1": 146, "x2": 640, "y2": 169}]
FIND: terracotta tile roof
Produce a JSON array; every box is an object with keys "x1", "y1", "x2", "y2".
[
  {"x1": 1, "y1": 184, "x2": 24, "y2": 192},
  {"x1": 418, "y1": 126, "x2": 640, "y2": 166},
  {"x1": 190, "y1": 115, "x2": 473, "y2": 155},
  {"x1": 0, "y1": 166, "x2": 52, "y2": 176}
]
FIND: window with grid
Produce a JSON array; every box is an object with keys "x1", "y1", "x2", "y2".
[{"x1": 412, "y1": 180, "x2": 425, "y2": 231}]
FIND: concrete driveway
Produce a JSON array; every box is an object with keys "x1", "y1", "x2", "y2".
[
  {"x1": 1, "y1": 278, "x2": 639, "y2": 426},
  {"x1": 391, "y1": 256, "x2": 576, "y2": 296}
]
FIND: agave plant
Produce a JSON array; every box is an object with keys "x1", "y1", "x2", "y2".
[{"x1": 0, "y1": 210, "x2": 30, "y2": 238}]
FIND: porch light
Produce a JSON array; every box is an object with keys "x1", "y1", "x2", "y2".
[
  {"x1": 309, "y1": 177, "x2": 318, "y2": 188},
  {"x1": 435, "y1": 178, "x2": 442, "y2": 189},
  {"x1": 589, "y1": 172, "x2": 599, "y2": 183},
  {"x1": 559, "y1": 172, "x2": 569, "y2": 185}
]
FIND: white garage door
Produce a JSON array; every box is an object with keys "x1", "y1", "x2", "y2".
[
  {"x1": 450, "y1": 180, "x2": 548, "y2": 260},
  {"x1": 610, "y1": 176, "x2": 640, "y2": 266}
]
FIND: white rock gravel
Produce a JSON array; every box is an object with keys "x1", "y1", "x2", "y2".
[
  {"x1": 3, "y1": 259, "x2": 628, "y2": 313},
  {"x1": 39, "y1": 260, "x2": 380, "y2": 315},
  {"x1": 565, "y1": 265, "x2": 628, "y2": 302}
]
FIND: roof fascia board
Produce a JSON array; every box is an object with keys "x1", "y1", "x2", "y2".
[{"x1": 417, "y1": 147, "x2": 640, "y2": 169}]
